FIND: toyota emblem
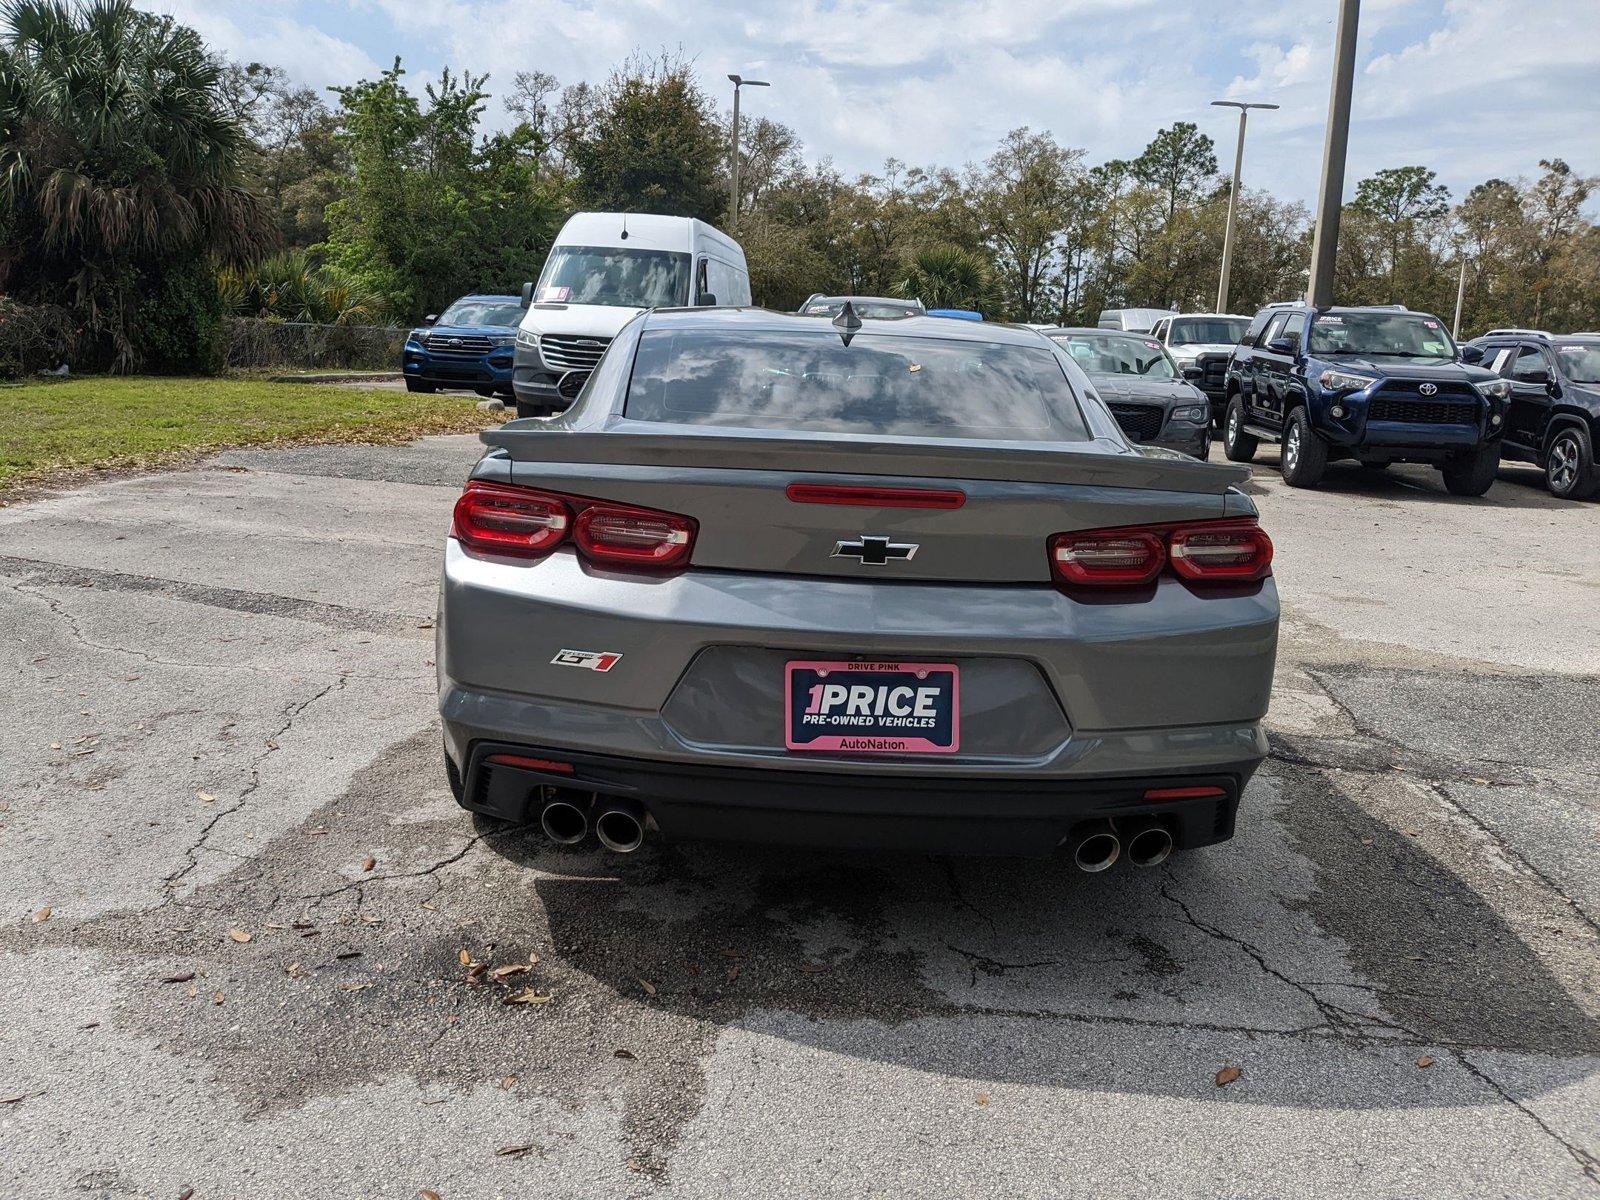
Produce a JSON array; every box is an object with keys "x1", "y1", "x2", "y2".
[{"x1": 1418, "y1": 382, "x2": 1437, "y2": 396}]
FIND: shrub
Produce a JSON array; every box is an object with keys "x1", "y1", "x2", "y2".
[{"x1": 0, "y1": 299, "x2": 77, "y2": 379}]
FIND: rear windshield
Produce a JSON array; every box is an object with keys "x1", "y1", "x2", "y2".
[{"x1": 625, "y1": 329, "x2": 1090, "y2": 441}]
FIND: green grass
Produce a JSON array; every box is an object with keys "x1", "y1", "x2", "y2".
[{"x1": 0, "y1": 376, "x2": 494, "y2": 490}]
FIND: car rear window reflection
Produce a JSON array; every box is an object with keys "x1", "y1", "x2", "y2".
[{"x1": 624, "y1": 330, "x2": 1090, "y2": 441}]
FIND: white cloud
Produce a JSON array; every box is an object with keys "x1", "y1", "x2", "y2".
[{"x1": 152, "y1": 0, "x2": 1600, "y2": 208}]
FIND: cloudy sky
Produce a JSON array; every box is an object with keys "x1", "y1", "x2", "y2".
[{"x1": 154, "y1": 0, "x2": 1598, "y2": 208}]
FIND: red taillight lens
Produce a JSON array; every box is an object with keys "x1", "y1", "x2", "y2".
[
  {"x1": 574, "y1": 504, "x2": 696, "y2": 569},
  {"x1": 1170, "y1": 522, "x2": 1274, "y2": 582},
  {"x1": 452, "y1": 483, "x2": 570, "y2": 558},
  {"x1": 786, "y1": 483, "x2": 966, "y2": 510},
  {"x1": 1050, "y1": 529, "x2": 1166, "y2": 585},
  {"x1": 1048, "y1": 519, "x2": 1272, "y2": 590}
]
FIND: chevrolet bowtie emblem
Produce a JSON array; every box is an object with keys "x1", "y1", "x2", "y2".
[{"x1": 832, "y1": 535, "x2": 918, "y2": 565}]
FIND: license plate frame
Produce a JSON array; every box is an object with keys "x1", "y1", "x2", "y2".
[{"x1": 784, "y1": 660, "x2": 959, "y2": 754}]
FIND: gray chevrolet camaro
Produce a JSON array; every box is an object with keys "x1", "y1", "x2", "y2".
[
  {"x1": 1042, "y1": 327, "x2": 1213, "y2": 459},
  {"x1": 438, "y1": 308, "x2": 1279, "y2": 870}
]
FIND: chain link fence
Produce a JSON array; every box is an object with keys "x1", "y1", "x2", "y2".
[{"x1": 222, "y1": 318, "x2": 406, "y2": 372}]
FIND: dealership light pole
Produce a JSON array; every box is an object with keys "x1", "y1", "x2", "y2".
[
  {"x1": 1211, "y1": 100, "x2": 1279, "y2": 314},
  {"x1": 727, "y1": 74, "x2": 769, "y2": 235},
  {"x1": 1451, "y1": 247, "x2": 1469, "y2": 339},
  {"x1": 1307, "y1": 0, "x2": 1361, "y2": 307}
]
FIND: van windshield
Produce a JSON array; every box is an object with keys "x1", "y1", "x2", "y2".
[
  {"x1": 536, "y1": 246, "x2": 691, "y2": 309},
  {"x1": 625, "y1": 329, "x2": 1090, "y2": 442}
]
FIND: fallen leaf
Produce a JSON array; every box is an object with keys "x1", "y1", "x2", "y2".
[
  {"x1": 457, "y1": 948, "x2": 472, "y2": 966},
  {"x1": 1215, "y1": 1066, "x2": 1242, "y2": 1087},
  {"x1": 360, "y1": 914, "x2": 382, "y2": 925},
  {"x1": 420, "y1": 900, "x2": 438, "y2": 912},
  {"x1": 286, "y1": 962, "x2": 304, "y2": 978},
  {"x1": 227, "y1": 928, "x2": 252, "y2": 944},
  {"x1": 638, "y1": 978, "x2": 657, "y2": 997},
  {"x1": 488, "y1": 963, "x2": 530, "y2": 983},
  {"x1": 31, "y1": 906, "x2": 51, "y2": 923},
  {"x1": 161, "y1": 971, "x2": 196, "y2": 984},
  {"x1": 614, "y1": 1048, "x2": 637, "y2": 1061},
  {"x1": 466, "y1": 963, "x2": 487, "y2": 984},
  {"x1": 196, "y1": 791, "x2": 216, "y2": 804},
  {"x1": 178, "y1": 1188, "x2": 194, "y2": 1200},
  {"x1": 0, "y1": 1093, "x2": 29, "y2": 1104},
  {"x1": 1416, "y1": 1055, "x2": 1434, "y2": 1069},
  {"x1": 419, "y1": 1191, "x2": 442, "y2": 1200},
  {"x1": 719, "y1": 948, "x2": 742, "y2": 959},
  {"x1": 504, "y1": 989, "x2": 553, "y2": 1006},
  {"x1": 499, "y1": 1075, "x2": 518, "y2": 1089},
  {"x1": 495, "y1": 1143, "x2": 537, "y2": 1159},
  {"x1": 338, "y1": 982, "x2": 372, "y2": 992},
  {"x1": 975, "y1": 1092, "x2": 990, "y2": 1106},
  {"x1": 362, "y1": 856, "x2": 376, "y2": 872},
  {"x1": 265, "y1": 740, "x2": 279, "y2": 750},
  {"x1": 211, "y1": 990, "x2": 225, "y2": 1005},
  {"x1": 336, "y1": 950, "x2": 362, "y2": 961}
]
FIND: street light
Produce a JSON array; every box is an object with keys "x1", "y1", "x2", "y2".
[
  {"x1": 1211, "y1": 100, "x2": 1278, "y2": 314},
  {"x1": 727, "y1": 74, "x2": 769, "y2": 234}
]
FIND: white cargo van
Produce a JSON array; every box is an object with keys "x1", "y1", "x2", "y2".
[
  {"x1": 511, "y1": 212, "x2": 751, "y2": 417},
  {"x1": 1096, "y1": 307, "x2": 1175, "y2": 333}
]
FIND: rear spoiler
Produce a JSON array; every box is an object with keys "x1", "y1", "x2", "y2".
[{"x1": 481, "y1": 422, "x2": 1251, "y2": 494}]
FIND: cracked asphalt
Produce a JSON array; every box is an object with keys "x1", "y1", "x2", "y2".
[{"x1": 1, "y1": 437, "x2": 1596, "y2": 1198}]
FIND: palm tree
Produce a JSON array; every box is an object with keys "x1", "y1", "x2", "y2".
[
  {"x1": 218, "y1": 250, "x2": 385, "y2": 326},
  {"x1": 894, "y1": 243, "x2": 996, "y2": 314},
  {"x1": 0, "y1": 0, "x2": 271, "y2": 368}
]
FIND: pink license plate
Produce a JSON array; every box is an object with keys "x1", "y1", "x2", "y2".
[{"x1": 785, "y1": 661, "x2": 959, "y2": 754}]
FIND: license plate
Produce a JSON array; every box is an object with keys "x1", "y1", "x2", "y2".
[{"x1": 785, "y1": 661, "x2": 959, "y2": 754}]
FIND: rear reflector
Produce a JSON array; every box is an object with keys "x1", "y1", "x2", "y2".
[
  {"x1": 1050, "y1": 529, "x2": 1166, "y2": 585},
  {"x1": 786, "y1": 483, "x2": 966, "y2": 510},
  {"x1": 1144, "y1": 785, "x2": 1227, "y2": 801},
  {"x1": 486, "y1": 754, "x2": 575, "y2": 775}
]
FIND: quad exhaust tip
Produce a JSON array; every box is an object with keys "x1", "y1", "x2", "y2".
[
  {"x1": 594, "y1": 799, "x2": 646, "y2": 854},
  {"x1": 539, "y1": 796, "x2": 588, "y2": 845},
  {"x1": 1071, "y1": 821, "x2": 1121, "y2": 873},
  {"x1": 1126, "y1": 823, "x2": 1174, "y2": 868}
]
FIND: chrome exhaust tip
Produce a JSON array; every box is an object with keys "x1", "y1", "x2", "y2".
[
  {"x1": 1126, "y1": 823, "x2": 1174, "y2": 868},
  {"x1": 539, "y1": 796, "x2": 588, "y2": 845},
  {"x1": 1070, "y1": 821, "x2": 1121, "y2": 873},
  {"x1": 594, "y1": 799, "x2": 646, "y2": 854}
]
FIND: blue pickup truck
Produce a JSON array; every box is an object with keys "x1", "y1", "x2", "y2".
[
  {"x1": 1221, "y1": 304, "x2": 1511, "y2": 494},
  {"x1": 402, "y1": 295, "x2": 526, "y2": 398}
]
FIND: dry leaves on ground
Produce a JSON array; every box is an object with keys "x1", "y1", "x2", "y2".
[
  {"x1": 638, "y1": 978, "x2": 658, "y2": 997},
  {"x1": 31, "y1": 907, "x2": 51, "y2": 923},
  {"x1": 1417, "y1": 1055, "x2": 1435, "y2": 1069},
  {"x1": 504, "y1": 989, "x2": 553, "y2": 1006},
  {"x1": 227, "y1": 928, "x2": 252, "y2": 944},
  {"x1": 362, "y1": 856, "x2": 376, "y2": 872},
  {"x1": 1215, "y1": 1066, "x2": 1242, "y2": 1087}
]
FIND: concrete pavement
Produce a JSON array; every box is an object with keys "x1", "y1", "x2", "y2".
[{"x1": 1, "y1": 437, "x2": 1595, "y2": 1198}]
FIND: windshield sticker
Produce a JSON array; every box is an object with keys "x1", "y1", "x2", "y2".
[
  {"x1": 1143, "y1": 340, "x2": 1161, "y2": 349},
  {"x1": 1423, "y1": 319, "x2": 1439, "y2": 329},
  {"x1": 538, "y1": 286, "x2": 571, "y2": 302},
  {"x1": 1314, "y1": 315, "x2": 1343, "y2": 324},
  {"x1": 1559, "y1": 345, "x2": 1582, "y2": 352},
  {"x1": 907, "y1": 363, "x2": 922, "y2": 373}
]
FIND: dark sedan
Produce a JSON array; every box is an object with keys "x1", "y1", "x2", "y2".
[{"x1": 1042, "y1": 328, "x2": 1212, "y2": 459}]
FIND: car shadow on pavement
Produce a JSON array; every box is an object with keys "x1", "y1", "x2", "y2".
[{"x1": 1234, "y1": 456, "x2": 1572, "y2": 509}]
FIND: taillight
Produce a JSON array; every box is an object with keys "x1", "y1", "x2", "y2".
[
  {"x1": 451, "y1": 481, "x2": 696, "y2": 570},
  {"x1": 452, "y1": 483, "x2": 569, "y2": 558},
  {"x1": 1050, "y1": 529, "x2": 1166, "y2": 585},
  {"x1": 1169, "y1": 522, "x2": 1274, "y2": 582},
  {"x1": 1048, "y1": 519, "x2": 1272, "y2": 591},
  {"x1": 574, "y1": 504, "x2": 695, "y2": 568}
]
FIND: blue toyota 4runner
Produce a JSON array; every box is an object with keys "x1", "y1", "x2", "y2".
[{"x1": 1222, "y1": 304, "x2": 1511, "y2": 494}]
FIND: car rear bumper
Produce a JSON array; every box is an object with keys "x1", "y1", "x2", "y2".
[
  {"x1": 437, "y1": 541, "x2": 1277, "y2": 849},
  {"x1": 454, "y1": 740, "x2": 1256, "y2": 856}
]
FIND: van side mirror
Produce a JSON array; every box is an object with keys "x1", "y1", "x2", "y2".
[
  {"x1": 422, "y1": 314, "x2": 438, "y2": 326},
  {"x1": 1267, "y1": 336, "x2": 1295, "y2": 355},
  {"x1": 697, "y1": 292, "x2": 717, "y2": 307},
  {"x1": 520, "y1": 281, "x2": 534, "y2": 307}
]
